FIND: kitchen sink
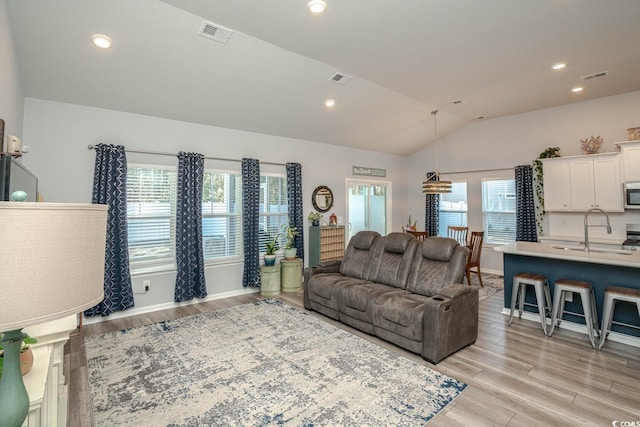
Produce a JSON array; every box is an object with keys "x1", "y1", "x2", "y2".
[{"x1": 552, "y1": 245, "x2": 633, "y2": 256}]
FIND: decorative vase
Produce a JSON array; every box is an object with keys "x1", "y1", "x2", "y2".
[
  {"x1": 284, "y1": 248, "x2": 297, "y2": 260},
  {"x1": 264, "y1": 254, "x2": 276, "y2": 267},
  {"x1": 312, "y1": 220, "x2": 319, "y2": 226},
  {"x1": 20, "y1": 348, "x2": 34, "y2": 376}
]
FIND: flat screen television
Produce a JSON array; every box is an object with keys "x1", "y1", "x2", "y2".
[{"x1": 0, "y1": 155, "x2": 38, "y2": 202}]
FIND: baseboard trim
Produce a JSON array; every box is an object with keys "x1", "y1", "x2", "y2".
[
  {"x1": 499, "y1": 308, "x2": 640, "y2": 348},
  {"x1": 84, "y1": 288, "x2": 260, "y2": 325}
]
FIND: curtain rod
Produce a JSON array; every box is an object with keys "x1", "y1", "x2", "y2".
[
  {"x1": 87, "y1": 144, "x2": 287, "y2": 166},
  {"x1": 439, "y1": 166, "x2": 516, "y2": 175}
]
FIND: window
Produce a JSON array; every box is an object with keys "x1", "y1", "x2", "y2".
[
  {"x1": 438, "y1": 181, "x2": 467, "y2": 236},
  {"x1": 202, "y1": 171, "x2": 242, "y2": 261},
  {"x1": 482, "y1": 178, "x2": 516, "y2": 244},
  {"x1": 127, "y1": 165, "x2": 177, "y2": 270},
  {"x1": 259, "y1": 175, "x2": 288, "y2": 256}
]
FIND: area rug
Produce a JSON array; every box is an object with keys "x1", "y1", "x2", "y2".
[
  {"x1": 470, "y1": 273, "x2": 504, "y2": 301},
  {"x1": 85, "y1": 300, "x2": 467, "y2": 426}
]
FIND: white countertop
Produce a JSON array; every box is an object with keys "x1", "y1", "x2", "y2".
[{"x1": 494, "y1": 241, "x2": 640, "y2": 268}]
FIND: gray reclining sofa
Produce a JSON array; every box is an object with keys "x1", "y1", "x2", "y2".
[{"x1": 303, "y1": 230, "x2": 478, "y2": 364}]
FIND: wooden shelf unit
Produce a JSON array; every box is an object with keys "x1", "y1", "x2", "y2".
[{"x1": 309, "y1": 225, "x2": 345, "y2": 267}]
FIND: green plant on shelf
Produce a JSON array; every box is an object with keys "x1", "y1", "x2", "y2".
[
  {"x1": 281, "y1": 224, "x2": 298, "y2": 249},
  {"x1": 264, "y1": 233, "x2": 281, "y2": 255},
  {"x1": 533, "y1": 146, "x2": 561, "y2": 236}
]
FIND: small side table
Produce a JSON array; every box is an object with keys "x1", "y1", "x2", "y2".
[
  {"x1": 281, "y1": 258, "x2": 303, "y2": 292},
  {"x1": 260, "y1": 264, "x2": 281, "y2": 296}
]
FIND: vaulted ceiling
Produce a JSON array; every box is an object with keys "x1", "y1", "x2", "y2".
[{"x1": 7, "y1": 0, "x2": 640, "y2": 155}]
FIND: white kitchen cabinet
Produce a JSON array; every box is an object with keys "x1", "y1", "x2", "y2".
[
  {"x1": 616, "y1": 140, "x2": 640, "y2": 182},
  {"x1": 542, "y1": 153, "x2": 623, "y2": 212},
  {"x1": 542, "y1": 158, "x2": 570, "y2": 210}
]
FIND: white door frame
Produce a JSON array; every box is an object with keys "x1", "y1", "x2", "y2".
[{"x1": 345, "y1": 178, "x2": 393, "y2": 241}]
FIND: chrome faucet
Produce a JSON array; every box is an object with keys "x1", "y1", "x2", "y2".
[{"x1": 584, "y1": 208, "x2": 612, "y2": 252}]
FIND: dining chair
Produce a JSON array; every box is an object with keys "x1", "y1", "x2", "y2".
[
  {"x1": 406, "y1": 230, "x2": 429, "y2": 241},
  {"x1": 466, "y1": 231, "x2": 484, "y2": 287},
  {"x1": 447, "y1": 226, "x2": 469, "y2": 246}
]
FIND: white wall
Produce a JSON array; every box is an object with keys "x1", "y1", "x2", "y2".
[
  {"x1": 0, "y1": 0, "x2": 24, "y2": 140},
  {"x1": 21, "y1": 98, "x2": 408, "y2": 314},
  {"x1": 408, "y1": 90, "x2": 640, "y2": 273}
]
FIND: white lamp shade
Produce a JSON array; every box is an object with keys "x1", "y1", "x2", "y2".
[{"x1": 0, "y1": 202, "x2": 107, "y2": 331}]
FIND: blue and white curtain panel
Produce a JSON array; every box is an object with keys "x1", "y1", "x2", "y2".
[
  {"x1": 515, "y1": 164, "x2": 538, "y2": 242},
  {"x1": 86, "y1": 143, "x2": 135, "y2": 317},
  {"x1": 425, "y1": 171, "x2": 440, "y2": 237},
  {"x1": 175, "y1": 152, "x2": 207, "y2": 302},
  {"x1": 286, "y1": 162, "x2": 304, "y2": 262},
  {"x1": 242, "y1": 158, "x2": 261, "y2": 287}
]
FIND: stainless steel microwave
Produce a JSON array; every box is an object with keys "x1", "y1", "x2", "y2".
[{"x1": 624, "y1": 182, "x2": 640, "y2": 209}]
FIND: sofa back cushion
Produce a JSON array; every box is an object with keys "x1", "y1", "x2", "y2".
[
  {"x1": 366, "y1": 232, "x2": 419, "y2": 289},
  {"x1": 406, "y1": 237, "x2": 469, "y2": 296},
  {"x1": 338, "y1": 231, "x2": 381, "y2": 279}
]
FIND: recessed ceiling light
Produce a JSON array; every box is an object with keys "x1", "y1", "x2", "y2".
[
  {"x1": 324, "y1": 98, "x2": 335, "y2": 108},
  {"x1": 552, "y1": 62, "x2": 567, "y2": 70},
  {"x1": 571, "y1": 86, "x2": 584, "y2": 93},
  {"x1": 91, "y1": 34, "x2": 113, "y2": 49},
  {"x1": 308, "y1": 0, "x2": 327, "y2": 14}
]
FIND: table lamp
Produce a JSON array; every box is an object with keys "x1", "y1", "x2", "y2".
[{"x1": 0, "y1": 202, "x2": 107, "y2": 427}]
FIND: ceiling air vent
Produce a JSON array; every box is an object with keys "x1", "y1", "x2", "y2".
[
  {"x1": 329, "y1": 73, "x2": 353, "y2": 85},
  {"x1": 199, "y1": 21, "x2": 233, "y2": 44},
  {"x1": 581, "y1": 71, "x2": 608, "y2": 81}
]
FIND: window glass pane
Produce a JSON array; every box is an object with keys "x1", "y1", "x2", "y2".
[
  {"x1": 259, "y1": 175, "x2": 288, "y2": 257},
  {"x1": 127, "y1": 166, "x2": 177, "y2": 268},
  {"x1": 439, "y1": 181, "x2": 467, "y2": 236},
  {"x1": 482, "y1": 178, "x2": 516, "y2": 244},
  {"x1": 202, "y1": 171, "x2": 242, "y2": 260}
]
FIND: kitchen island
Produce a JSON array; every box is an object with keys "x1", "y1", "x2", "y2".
[{"x1": 495, "y1": 241, "x2": 640, "y2": 345}]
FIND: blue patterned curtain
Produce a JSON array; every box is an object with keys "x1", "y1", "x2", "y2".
[
  {"x1": 424, "y1": 171, "x2": 440, "y2": 237},
  {"x1": 86, "y1": 144, "x2": 134, "y2": 317},
  {"x1": 175, "y1": 152, "x2": 207, "y2": 302},
  {"x1": 242, "y1": 158, "x2": 261, "y2": 287},
  {"x1": 286, "y1": 163, "x2": 304, "y2": 262},
  {"x1": 515, "y1": 164, "x2": 538, "y2": 242}
]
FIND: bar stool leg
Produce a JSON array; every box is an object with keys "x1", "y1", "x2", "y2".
[
  {"x1": 590, "y1": 289, "x2": 600, "y2": 339},
  {"x1": 508, "y1": 281, "x2": 521, "y2": 326},
  {"x1": 518, "y1": 283, "x2": 526, "y2": 318},
  {"x1": 544, "y1": 284, "x2": 552, "y2": 319},
  {"x1": 580, "y1": 289, "x2": 596, "y2": 348},
  {"x1": 598, "y1": 295, "x2": 615, "y2": 350},
  {"x1": 533, "y1": 283, "x2": 549, "y2": 335},
  {"x1": 549, "y1": 288, "x2": 564, "y2": 337}
]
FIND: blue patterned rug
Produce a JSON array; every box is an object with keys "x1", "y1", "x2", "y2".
[{"x1": 85, "y1": 300, "x2": 467, "y2": 426}]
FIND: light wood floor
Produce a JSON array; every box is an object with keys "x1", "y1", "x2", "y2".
[{"x1": 65, "y1": 290, "x2": 640, "y2": 426}]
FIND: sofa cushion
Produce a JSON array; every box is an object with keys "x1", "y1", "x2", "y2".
[
  {"x1": 308, "y1": 273, "x2": 369, "y2": 302},
  {"x1": 366, "y1": 233, "x2": 419, "y2": 289},
  {"x1": 406, "y1": 238, "x2": 469, "y2": 297},
  {"x1": 338, "y1": 231, "x2": 381, "y2": 280}
]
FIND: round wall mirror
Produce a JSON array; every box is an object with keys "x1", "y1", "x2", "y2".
[{"x1": 311, "y1": 185, "x2": 333, "y2": 213}]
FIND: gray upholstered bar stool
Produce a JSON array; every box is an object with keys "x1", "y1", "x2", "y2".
[
  {"x1": 598, "y1": 286, "x2": 640, "y2": 350},
  {"x1": 508, "y1": 273, "x2": 552, "y2": 335},
  {"x1": 548, "y1": 279, "x2": 599, "y2": 348}
]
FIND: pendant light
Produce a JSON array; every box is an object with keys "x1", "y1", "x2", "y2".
[{"x1": 422, "y1": 110, "x2": 452, "y2": 194}]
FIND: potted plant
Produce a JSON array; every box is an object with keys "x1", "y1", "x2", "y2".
[
  {"x1": 308, "y1": 211, "x2": 322, "y2": 226},
  {"x1": 0, "y1": 333, "x2": 37, "y2": 377},
  {"x1": 406, "y1": 214, "x2": 417, "y2": 231},
  {"x1": 281, "y1": 224, "x2": 298, "y2": 260},
  {"x1": 264, "y1": 233, "x2": 280, "y2": 266}
]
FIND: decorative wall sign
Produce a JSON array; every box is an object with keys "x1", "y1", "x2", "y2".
[{"x1": 352, "y1": 166, "x2": 386, "y2": 178}]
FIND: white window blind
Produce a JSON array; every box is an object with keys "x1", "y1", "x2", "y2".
[
  {"x1": 438, "y1": 181, "x2": 468, "y2": 236},
  {"x1": 202, "y1": 171, "x2": 242, "y2": 260},
  {"x1": 259, "y1": 175, "x2": 288, "y2": 258},
  {"x1": 127, "y1": 165, "x2": 177, "y2": 269},
  {"x1": 482, "y1": 178, "x2": 516, "y2": 244}
]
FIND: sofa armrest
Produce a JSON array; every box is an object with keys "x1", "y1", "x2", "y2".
[
  {"x1": 303, "y1": 261, "x2": 342, "y2": 310},
  {"x1": 421, "y1": 286, "x2": 479, "y2": 364},
  {"x1": 435, "y1": 283, "x2": 471, "y2": 299}
]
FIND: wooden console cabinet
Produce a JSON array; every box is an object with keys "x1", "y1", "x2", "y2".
[{"x1": 309, "y1": 225, "x2": 345, "y2": 267}]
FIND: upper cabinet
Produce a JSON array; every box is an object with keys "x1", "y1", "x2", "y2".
[
  {"x1": 543, "y1": 153, "x2": 623, "y2": 212},
  {"x1": 616, "y1": 140, "x2": 640, "y2": 182}
]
